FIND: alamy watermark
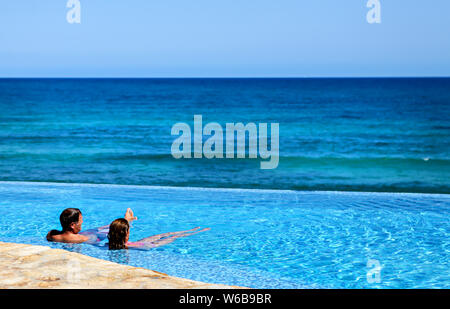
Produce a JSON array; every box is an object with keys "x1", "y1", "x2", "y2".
[
  {"x1": 366, "y1": 259, "x2": 382, "y2": 283},
  {"x1": 65, "y1": 1, "x2": 379, "y2": 25},
  {"x1": 366, "y1": 0, "x2": 381, "y2": 24},
  {"x1": 171, "y1": 115, "x2": 279, "y2": 169},
  {"x1": 66, "y1": 0, "x2": 81, "y2": 24}
]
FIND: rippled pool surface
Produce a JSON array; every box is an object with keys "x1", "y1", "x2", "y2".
[{"x1": 0, "y1": 182, "x2": 449, "y2": 288}]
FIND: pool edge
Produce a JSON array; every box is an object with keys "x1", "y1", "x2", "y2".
[{"x1": 0, "y1": 241, "x2": 246, "y2": 289}]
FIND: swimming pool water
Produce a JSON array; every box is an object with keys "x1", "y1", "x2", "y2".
[{"x1": 0, "y1": 181, "x2": 448, "y2": 288}]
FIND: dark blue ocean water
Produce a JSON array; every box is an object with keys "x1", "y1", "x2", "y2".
[{"x1": 0, "y1": 78, "x2": 449, "y2": 193}]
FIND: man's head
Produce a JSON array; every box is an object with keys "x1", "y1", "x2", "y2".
[{"x1": 60, "y1": 208, "x2": 83, "y2": 233}]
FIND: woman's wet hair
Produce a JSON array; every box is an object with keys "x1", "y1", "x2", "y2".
[
  {"x1": 59, "y1": 208, "x2": 82, "y2": 231},
  {"x1": 108, "y1": 218, "x2": 130, "y2": 250}
]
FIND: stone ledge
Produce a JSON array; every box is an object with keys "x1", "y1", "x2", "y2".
[{"x1": 0, "y1": 241, "x2": 244, "y2": 289}]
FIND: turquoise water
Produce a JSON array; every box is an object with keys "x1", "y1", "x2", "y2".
[
  {"x1": 0, "y1": 182, "x2": 448, "y2": 288},
  {"x1": 0, "y1": 78, "x2": 449, "y2": 288},
  {"x1": 0, "y1": 78, "x2": 449, "y2": 193}
]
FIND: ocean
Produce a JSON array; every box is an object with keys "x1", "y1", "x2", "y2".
[{"x1": 0, "y1": 78, "x2": 449, "y2": 193}]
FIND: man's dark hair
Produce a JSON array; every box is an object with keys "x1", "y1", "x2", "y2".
[{"x1": 60, "y1": 208, "x2": 82, "y2": 231}]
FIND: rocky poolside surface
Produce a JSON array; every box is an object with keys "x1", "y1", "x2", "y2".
[{"x1": 0, "y1": 241, "x2": 242, "y2": 289}]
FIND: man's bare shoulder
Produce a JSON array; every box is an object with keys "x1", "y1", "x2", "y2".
[{"x1": 47, "y1": 232, "x2": 89, "y2": 244}]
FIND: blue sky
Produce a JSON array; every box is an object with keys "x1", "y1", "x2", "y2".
[{"x1": 1, "y1": 0, "x2": 449, "y2": 77}]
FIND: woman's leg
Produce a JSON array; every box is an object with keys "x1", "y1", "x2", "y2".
[
  {"x1": 137, "y1": 227, "x2": 201, "y2": 243},
  {"x1": 149, "y1": 228, "x2": 210, "y2": 248}
]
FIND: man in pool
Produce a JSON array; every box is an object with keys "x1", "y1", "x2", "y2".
[
  {"x1": 47, "y1": 208, "x2": 208, "y2": 248},
  {"x1": 46, "y1": 208, "x2": 137, "y2": 244}
]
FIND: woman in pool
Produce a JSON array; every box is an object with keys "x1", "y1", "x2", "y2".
[{"x1": 107, "y1": 217, "x2": 210, "y2": 250}]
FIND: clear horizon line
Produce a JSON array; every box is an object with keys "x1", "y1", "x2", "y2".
[{"x1": 1, "y1": 76, "x2": 450, "y2": 79}]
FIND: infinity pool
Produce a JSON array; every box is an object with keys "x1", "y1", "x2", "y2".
[{"x1": 0, "y1": 181, "x2": 448, "y2": 288}]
